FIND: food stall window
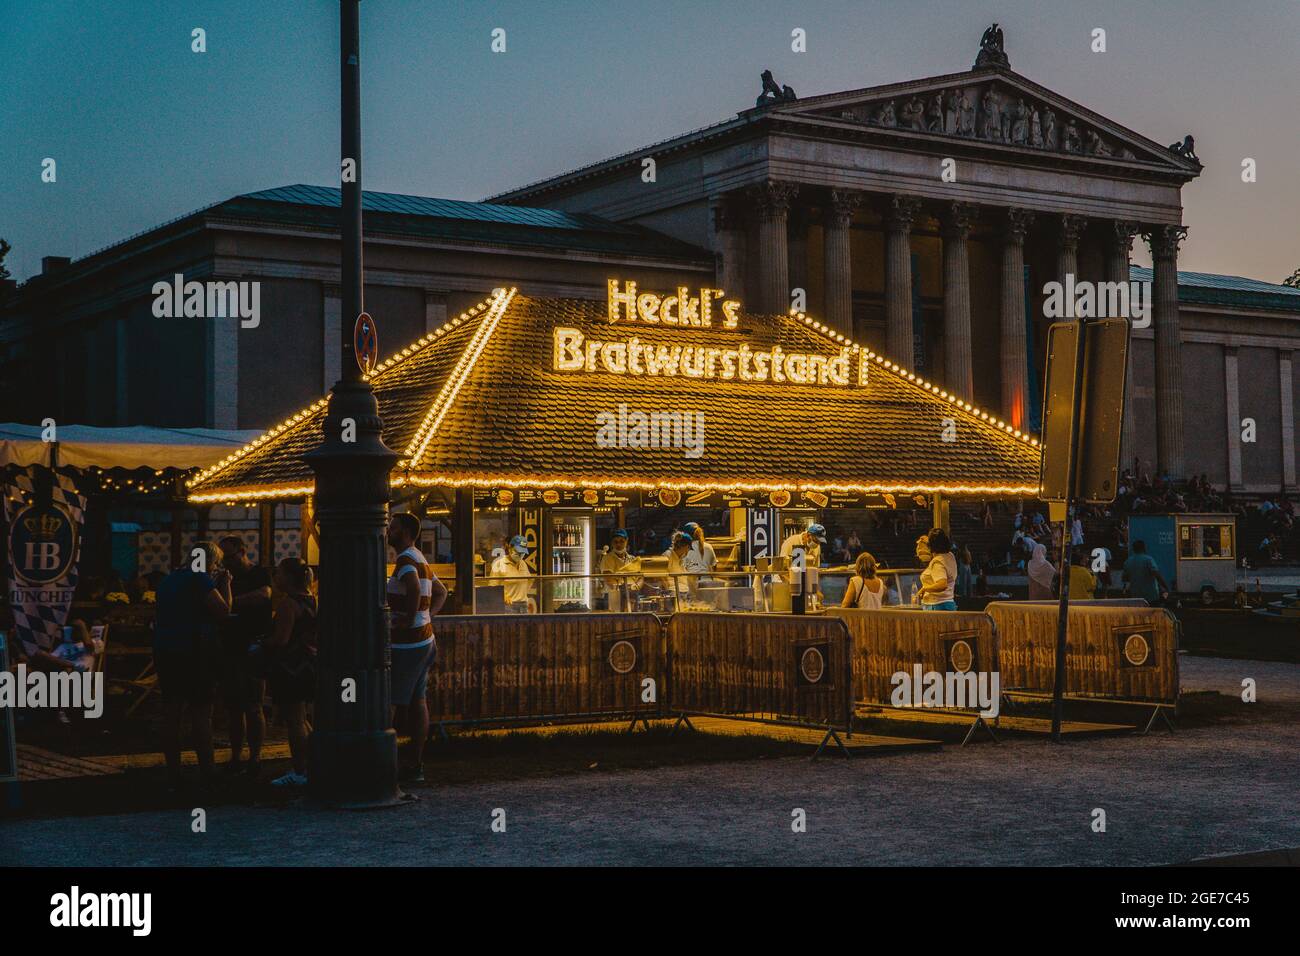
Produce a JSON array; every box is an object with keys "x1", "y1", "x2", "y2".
[{"x1": 1179, "y1": 523, "x2": 1234, "y2": 560}]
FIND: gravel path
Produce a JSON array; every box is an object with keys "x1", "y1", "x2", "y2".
[{"x1": 5, "y1": 656, "x2": 1298, "y2": 866}]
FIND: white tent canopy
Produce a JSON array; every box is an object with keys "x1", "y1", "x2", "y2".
[{"x1": 0, "y1": 424, "x2": 263, "y2": 471}]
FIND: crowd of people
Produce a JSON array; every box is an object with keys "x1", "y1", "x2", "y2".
[
  {"x1": 25, "y1": 472, "x2": 1286, "y2": 791},
  {"x1": 146, "y1": 513, "x2": 447, "y2": 794}
]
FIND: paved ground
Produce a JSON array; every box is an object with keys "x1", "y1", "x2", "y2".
[{"x1": 4, "y1": 655, "x2": 1297, "y2": 866}]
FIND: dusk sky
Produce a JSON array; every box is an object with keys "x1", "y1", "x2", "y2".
[{"x1": 4, "y1": 0, "x2": 1298, "y2": 284}]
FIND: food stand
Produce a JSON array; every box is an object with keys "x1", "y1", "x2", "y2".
[
  {"x1": 186, "y1": 280, "x2": 1043, "y2": 613},
  {"x1": 1126, "y1": 512, "x2": 1238, "y2": 598}
]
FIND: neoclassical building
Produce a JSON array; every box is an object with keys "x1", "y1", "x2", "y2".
[
  {"x1": 490, "y1": 29, "x2": 1204, "y2": 479},
  {"x1": 5, "y1": 27, "x2": 1300, "y2": 496}
]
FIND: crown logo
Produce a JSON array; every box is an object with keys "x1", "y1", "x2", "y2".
[{"x1": 23, "y1": 513, "x2": 63, "y2": 539}]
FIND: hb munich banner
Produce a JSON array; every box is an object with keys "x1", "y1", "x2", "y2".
[{"x1": 3, "y1": 466, "x2": 86, "y2": 657}]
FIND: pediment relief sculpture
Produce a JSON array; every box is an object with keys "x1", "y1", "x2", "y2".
[{"x1": 822, "y1": 81, "x2": 1139, "y2": 161}]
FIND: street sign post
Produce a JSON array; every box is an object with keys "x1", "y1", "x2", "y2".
[
  {"x1": 1040, "y1": 318, "x2": 1129, "y2": 504},
  {"x1": 1038, "y1": 317, "x2": 1131, "y2": 739},
  {"x1": 354, "y1": 311, "x2": 378, "y2": 375}
]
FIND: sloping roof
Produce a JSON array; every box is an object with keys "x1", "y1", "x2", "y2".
[
  {"x1": 226, "y1": 185, "x2": 712, "y2": 261},
  {"x1": 28, "y1": 184, "x2": 710, "y2": 289},
  {"x1": 0, "y1": 425, "x2": 263, "y2": 470},
  {"x1": 187, "y1": 289, "x2": 1042, "y2": 503},
  {"x1": 1130, "y1": 267, "x2": 1300, "y2": 314}
]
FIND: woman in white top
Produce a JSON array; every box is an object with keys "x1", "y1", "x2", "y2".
[
  {"x1": 841, "y1": 551, "x2": 886, "y2": 610},
  {"x1": 918, "y1": 528, "x2": 958, "y2": 611}
]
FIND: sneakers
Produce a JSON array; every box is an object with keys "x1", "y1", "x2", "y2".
[
  {"x1": 270, "y1": 771, "x2": 308, "y2": 788},
  {"x1": 399, "y1": 765, "x2": 426, "y2": 785}
]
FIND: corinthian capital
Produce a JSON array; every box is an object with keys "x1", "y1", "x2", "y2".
[
  {"x1": 747, "y1": 180, "x2": 799, "y2": 221},
  {"x1": 826, "y1": 189, "x2": 862, "y2": 228},
  {"x1": 1059, "y1": 213, "x2": 1086, "y2": 248},
  {"x1": 1005, "y1": 208, "x2": 1035, "y2": 244},
  {"x1": 1112, "y1": 219, "x2": 1141, "y2": 247},
  {"x1": 885, "y1": 195, "x2": 923, "y2": 231},
  {"x1": 941, "y1": 201, "x2": 979, "y2": 237},
  {"x1": 1144, "y1": 224, "x2": 1188, "y2": 261}
]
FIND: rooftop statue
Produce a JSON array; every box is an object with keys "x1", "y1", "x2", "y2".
[
  {"x1": 1168, "y1": 134, "x2": 1199, "y2": 163},
  {"x1": 975, "y1": 22, "x2": 1010, "y2": 70},
  {"x1": 756, "y1": 69, "x2": 797, "y2": 108}
]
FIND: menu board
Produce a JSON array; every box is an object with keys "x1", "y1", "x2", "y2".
[
  {"x1": 474, "y1": 487, "x2": 633, "y2": 509},
  {"x1": 473, "y1": 486, "x2": 929, "y2": 511}
]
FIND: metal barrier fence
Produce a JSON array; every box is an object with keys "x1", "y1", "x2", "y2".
[
  {"x1": 825, "y1": 608, "x2": 1000, "y2": 705},
  {"x1": 985, "y1": 602, "x2": 1180, "y2": 708},
  {"x1": 826, "y1": 608, "x2": 1001, "y2": 744},
  {"x1": 665, "y1": 612, "x2": 854, "y2": 754},
  {"x1": 426, "y1": 613, "x2": 666, "y2": 729}
]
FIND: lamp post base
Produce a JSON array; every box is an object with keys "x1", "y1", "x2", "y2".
[{"x1": 307, "y1": 729, "x2": 405, "y2": 809}]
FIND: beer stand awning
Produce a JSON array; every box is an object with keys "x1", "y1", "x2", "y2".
[
  {"x1": 0, "y1": 424, "x2": 264, "y2": 471},
  {"x1": 185, "y1": 284, "x2": 1043, "y2": 505}
]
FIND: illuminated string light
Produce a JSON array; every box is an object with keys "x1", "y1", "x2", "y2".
[
  {"x1": 189, "y1": 290, "x2": 1042, "y2": 503},
  {"x1": 187, "y1": 291, "x2": 502, "y2": 492}
]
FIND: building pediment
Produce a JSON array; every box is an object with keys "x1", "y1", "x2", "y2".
[{"x1": 759, "y1": 68, "x2": 1200, "y2": 177}]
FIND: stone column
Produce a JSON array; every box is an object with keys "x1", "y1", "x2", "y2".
[
  {"x1": 424, "y1": 288, "x2": 448, "y2": 333},
  {"x1": 711, "y1": 198, "x2": 746, "y2": 296},
  {"x1": 884, "y1": 195, "x2": 922, "y2": 366},
  {"x1": 748, "y1": 180, "x2": 798, "y2": 314},
  {"x1": 1000, "y1": 208, "x2": 1034, "y2": 429},
  {"x1": 1280, "y1": 351, "x2": 1298, "y2": 491},
  {"x1": 788, "y1": 205, "x2": 810, "y2": 307},
  {"x1": 1224, "y1": 347, "x2": 1243, "y2": 490},
  {"x1": 1109, "y1": 221, "x2": 1141, "y2": 469},
  {"x1": 323, "y1": 283, "x2": 342, "y2": 391},
  {"x1": 205, "y1": 275, "x2": 240, "y2": 429},
  {"x1": 941, "y1": 202, "x2": 977, "y2": 398},
  {"x1": 822, "y1": 189, "x2": 860, "y2": 336},
  {"x1": 1146, "y1": 225, "x2": 1188, "y2": 478},
  {"x1": 1057, "y1": 214, "x2": 1085, "y2": 285}
]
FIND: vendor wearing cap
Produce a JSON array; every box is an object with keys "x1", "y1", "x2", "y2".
[
  {"x1": 661, "y1": 531, "x2": 695, "y2": 598},
  {"x1": 599, "y1": 529, "x2": 642, "y2": 611},
  {"x1": 681, "y1": 521, "x2": 717, "y2": 576},
  {"x1": 489, "y1": 535, "x2": 534, "y2": 613},
  {"x1": 780, "y1": 522, "x2": 826, "y2": 572}
]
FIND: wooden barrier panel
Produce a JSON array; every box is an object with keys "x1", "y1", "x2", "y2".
[
  {"x1": 666, "y1": 613, "x2": 853, "y2": 730},
  {"x1": 427, "y1": 613, "x2": 665, "y2": 725},
  {"x1": 826, "y1": 608, "x2": 999, "y2": 708},
  {"x1": 985, "y1": 602, "x2": 1179, "y2": 704}
]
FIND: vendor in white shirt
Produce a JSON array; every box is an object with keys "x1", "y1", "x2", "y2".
[
  {"x1": 599, "y1": 529, "x2": 642, "y2": 611},
  {"x1": 681, "y1": 522, "x2": 717, "y2": 576},
  {"x1": 779, "y1": 522, "x2": 827, "y2": 579},
  {"x1": 662, "y1": 532, "x2": 695, "y2": 597},
  {"x1": 489, "y1": 535, "x2": 534, "y2": 613}
]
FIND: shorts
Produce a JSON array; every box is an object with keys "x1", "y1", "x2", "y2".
[
  {"x1": 391, "y1": 635, "x2": 436, "y2": 707},
  {"x1": 154, "y1": 636, "x2": 221, "y2": 706},
  {"x1": 922, "y1": 600, "x2": 958, "y2": 611},
  {"x1": 269, "y1": 658, "x2": 315, "y2": 707},
  {"x1": 220, "y1": 639, "x2": 265, "y2": 709}
]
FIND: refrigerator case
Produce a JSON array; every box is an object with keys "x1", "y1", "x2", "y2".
[{"x1": 546, "y1": 511, "x2": 593, "y2": 610}]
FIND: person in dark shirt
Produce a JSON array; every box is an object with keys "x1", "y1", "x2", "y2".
[
  {"x1": 265, "y1": 558, "x2": 318, "y2": 788},
  {"x1": 153, "y1": 541, "x2": 231, "y2": 791},
  {"x1": 218, "y1": 536, "x2": 272, "y2": 777}
]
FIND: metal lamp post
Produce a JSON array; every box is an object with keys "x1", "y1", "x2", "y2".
[{"x1": 304, "y1": 0, "x2": 402, "y2": 807}]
